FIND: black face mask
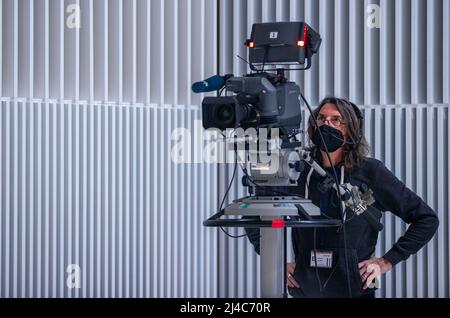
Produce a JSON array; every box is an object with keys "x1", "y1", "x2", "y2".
[{"x1": 312, "y1": 124, "x2": 345, "y2": 153}]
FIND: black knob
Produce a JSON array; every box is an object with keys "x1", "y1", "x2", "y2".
[
  {"x1": 242, "y1": 176, "x2": 252, "y2": 187},
  {"x1": 289, "y1": 161, "x2": 304, "y2": 172}
]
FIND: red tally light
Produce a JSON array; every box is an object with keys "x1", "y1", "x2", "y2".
[
  {"x1": 272, "y1": 219, "x2": 285, "y2": 228},
  {"x1": 249, "y1": 41, "x2": 255, "y2": 48},
  {"x1": 298, "y1": 24, "x2": 308, "y2": 47}
]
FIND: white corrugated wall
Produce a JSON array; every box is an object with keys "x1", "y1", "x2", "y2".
[
  {"x1": 0, "y1": 0, "x2": 218, "y2": 297},
  {"x1": 218, "y1": 0, "x2": 450, "y2": 298},
  {"x1": 1, "y1": 0, "x2": 449, "y2": 298}
]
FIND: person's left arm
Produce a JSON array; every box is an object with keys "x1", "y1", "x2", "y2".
[{"x1": 359, "y1": 160, "x2": 439, "y2": 288}]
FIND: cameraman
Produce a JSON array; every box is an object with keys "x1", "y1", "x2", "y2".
[{"x1": 246, "y1": 97, "x2": 439, "y2": 298}]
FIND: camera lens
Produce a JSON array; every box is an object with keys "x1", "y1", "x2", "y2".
[{"x1": 215, "y1": 104, "x2": 234, "y2": 124}]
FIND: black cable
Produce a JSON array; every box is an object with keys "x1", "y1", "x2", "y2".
[
  {"x1": 300, "y1": 92, "x2": 353, "y2": 298},
  {"x1": 218, "y1": 148, "x2": 237, "y2": 212},
  {"x1": 220, "y1": 226, "x2": 247, "y2": 238},
  {"x1": 262, "y1": 45, "x2": 269, "y2": 72},
  {"x1": 313, "y1": 228, "x2": 323, "y2": 292},
  {"x1": 218, "y1": 142, "x2": 248, "y2": 239}
]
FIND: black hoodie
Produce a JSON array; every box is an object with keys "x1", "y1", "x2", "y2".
[{"x1": 245, "y1": 157, "x2": 439, "y2": 298}]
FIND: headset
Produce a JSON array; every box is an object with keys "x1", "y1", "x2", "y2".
[{"x1": 348, "y1": 100, "x2": 364, "y2": 149}]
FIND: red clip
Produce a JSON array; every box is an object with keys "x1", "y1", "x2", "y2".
[{"x1": 271, "y1": 219, "x2": 285, "y2": 228}]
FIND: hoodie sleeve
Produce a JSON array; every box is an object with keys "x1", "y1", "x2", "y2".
[{"x1": 370, "y1": 161, "x2": 439, "y2": 266}]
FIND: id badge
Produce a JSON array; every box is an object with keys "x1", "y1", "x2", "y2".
[{"x1": 310, "y1": 250, "x2": 333, "y2": 268}]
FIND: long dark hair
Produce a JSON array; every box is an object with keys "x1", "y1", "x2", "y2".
[{"x1": 307, "y1": 97, "x2": 370, "y2": 170}]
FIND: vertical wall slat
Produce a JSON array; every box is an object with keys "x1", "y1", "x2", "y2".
[
  {"x1": 232, "y1": 0, "x2": 245, "y2": 82},
  {"x1": 415, "y1": 107, "x2": 425, "y2": 297},
  {"x1": 119, "y1": 1, "x2": 123, "y2": 103},
  {"x1": 394, "y1": 107, "x2": 404, "y2": 297},
  {"x1": 132, "y1": 1, "x2": 137, "y2": 104},
  {"x1": 4, "y1": 102, "x2": 11, "y2": 297},
  {"x1": 137, "y1": 107, "x2": 144, "y2": 297},
  {"x1": 101, "y1": 105, "x2": 107, "y2": 297},
  {"x1": 261, "y1": 0, "x2": 275, "y2": 22},
  {"x1": 0, "y1": 1, "x2": 2, "y2": 97},
  {"x1": 303, "y1": 0, "x2": 318, "y2": 104},
  {"x1": 110, "y1": 105, "x2": 116, "y2": 297},
  {"x1": 151, "y1": 107, "x2": 158, "y2": 296},
  {"x1": 67, "y1": 102, "x2": 74, "y2": 298},
  {"x1": 96, "y1": 103, "x2": 102, "y2": 297},
  {"x1": 12, "y1": 101, "x2": 18, "y2": 297},
  {"x1": 59, "y1": 2, "x2": 64, "y2": 100},
  {"x1": 159, "y1": 1, "x2": 164, "y2": 105},
  {"x1": 13, "y1": 1, "x2": 18, "y2": 98},
  {"x1": 348, "y1": 0, "x2": 363, "y2": 104},
  {"x1": 157, "y1": 108, "x2": 163, "y2": 296},
  {"x1": 448, "y1": 105, "x2": 450, "y2": 297},
  {"x1": 43, "y1": 0, "x2": 48, "y2": 98},
  {"x1": 87, "y1": 102, "x2": 94, "y2": 296},
  {"x1": 28, "y1": 102, "x2": 35, "y2": 297},
  {"x1": 19, "y1": 101, "x2": 26, "y2": 297},
  {"x1": 2, "y1": 101, "x2": 7, "y2": 298},
  {"x1": 383, "y1": 108, "x2": 393, "y2": 297},
  {"x1": 410, "y1": 0, "x2": 426, "y2": 104},
  {"x1": 334, "y1": 0, "x2": 348, "y2": 98},
  {"x1": 117, "y1": 105, "x2": 123, "y2": 297},
  {"x1": 80, "y1": 103, "x2": 87, "y2": 297},
  {"x1": 289, "y1": 0, "x2": 304, "y2": 89},
  {"x1": 436, "y1": 107, "x2": 447, "y2": 297},
  {"x1": 37, "y1": 102, "x2": 44, "y2": 298},
  {"x1": 379, "y1": 0, "x2": 395, "y2": 105},
  {"x1": 42, "y1": 102, "x2": 49, "y2": 297},
  {"x1": 123, "y1": 106, "x2": 129, "y2": 297},
  {"x1": 50, "y1": 100, "x2": 58, "y2": 297},
  {"x1": 103, "y1": 1, "x2": 108, "y2": 102},
  {"x1": 426, "y1": 1, "x2": 443, "y2": 104},
  {"x1": 363, "y1": 0, "x2": 380, "y2": 105},
  {"x1": 404, "y1": 107, "x2": 415, "y2": 297},
  {"x1": 87, "y1": 0, "x2": 93, "y2": 101},
  {"x1": 0, "y1": 102, "x2": 3, "y2": 296},
  {"x1": 145, "y1": 1, "x2": 151, "y2": 105},
  {"x1": 174, "y1": 110, "x2": 183, "y2": 297},
  {"x1": 130, "y1": 106, "x2": 137, "y2": 297},
  {"x1": 144, "y1": 107, "x2": 150, "y2": 296},
  {"x1": 394, "y1": 0, "x2": 411, "y2": 105},
  {"x1": 318, "y1": 0, "x2": 334, "y2": 100},
  {"x1": 426, "y1": 106, "x2": 436, "y2": 297},
  {"x1": 445, "y1": 0, "x2": 450, "y2": 104}
]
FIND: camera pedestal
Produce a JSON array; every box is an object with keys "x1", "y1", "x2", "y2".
[
  {"x1": 204, "y1": 196, "x2": 341, "y2": 298},
  {"x1": 260, "y1": 218, "x2": 284, "y2": 297}
]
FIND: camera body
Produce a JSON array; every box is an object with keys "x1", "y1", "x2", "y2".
[
  {"x1": 200, "y1": 22, "x2": 321, "y2": 137},
  {"x1": 202, "y1": 72, "x2": 302, "y2": 136}
]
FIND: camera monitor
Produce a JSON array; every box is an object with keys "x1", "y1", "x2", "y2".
[{"x1": 247, "y1": 22, "x2": 321, "y2": 67}]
